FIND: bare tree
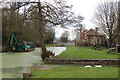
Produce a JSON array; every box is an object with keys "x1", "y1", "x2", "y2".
[
  {"x1": 93, "y1": 1, "x2": 118, "y2": 44},
  {"x1": 60, "y1": 31, "x2": 69, "y2": 43},
  {"x1": 36, "y1": 0, "x2": 75, "y2": 60},
  {"x1": 3, "y1": 1, "x2": 76, "y2": 60},
  {"x1": 117, "y1": 1, "x2": 120, "y2": 45},
  {"x1": 73, "y1": 15, "x2": 84, "y2": 32},
  {"x1": 2, "y1": 0, "x2": 81, "y2": 60},
  {"x1": 72, "y1": 15, "x2": 84, "y2": 44}
]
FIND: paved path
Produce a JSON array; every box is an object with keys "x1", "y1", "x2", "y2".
[{"x1": 1, "y1": 47, "x2": 66, "y2": 78}]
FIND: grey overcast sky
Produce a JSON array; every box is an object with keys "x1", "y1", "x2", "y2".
[
  {"x1": 54, "y1": 0, "x2": 106, "y2": 39},
  {"x1": 44, "y1": 0, "x2": 105, "y2": 28},
  {"x1": 67, "y1": 0, "x2": 102, "y2": 29},
  {"x1": 54, "y1": 0, "x2": 118, "y2": 40},
  {"x1": 66, "y1": 0, "x2": 116, "y2": 29},
  {"x1": 7, "y1": 0, "x2": 113, "y2": 40}
]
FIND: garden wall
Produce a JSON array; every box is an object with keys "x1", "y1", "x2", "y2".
[{"x1": 44, "y1": 58, "x2": 120, "y2": 65}]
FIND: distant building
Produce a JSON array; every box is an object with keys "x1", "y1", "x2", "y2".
[{"x1": 76, "y1": 29, "x2": 103, "y2": 46}]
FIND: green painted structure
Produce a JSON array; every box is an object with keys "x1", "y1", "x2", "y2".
[{"x1": 7, "y1": 33, "x2": 35, "y2": 52}]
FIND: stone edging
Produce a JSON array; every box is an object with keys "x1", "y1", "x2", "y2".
[
  {"x1": 23, "y1": 67, "x2": 32, "y2": 78},
  {"x1": 23, "y1": 67, "x2": 53, "y2": 79},
  {"x1": 44, "y1": 58, "x2": 120, "y2": 65}
]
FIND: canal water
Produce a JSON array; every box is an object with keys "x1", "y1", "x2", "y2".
[{"x1": 1, "y1": 47, "x2": 66, "y2": 78}]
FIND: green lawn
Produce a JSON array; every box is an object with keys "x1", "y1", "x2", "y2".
[
  {"x1": 31, "y1": 45, "x2": 119, "y2": 79},
  {"x1": 32, "y1": 67, "x2": 118, "y2": 78},
  {"x1": 45, "y1": 44, "x2": 61, "y2": 47},
  {"x1": 54, "y1": 46, "x2": 119, "y2": 59}
]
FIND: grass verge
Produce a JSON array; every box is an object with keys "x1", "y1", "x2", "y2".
[
  {"x1": 31, "y1": 67, "x2": 118, "y2": 78},
  {"x1": 54, "y1": 46, "x2": 119, "y2": 59}
]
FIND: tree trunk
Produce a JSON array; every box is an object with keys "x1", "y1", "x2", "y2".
[
  {"x1": 109, "y1": 33, "x2": 113, "y2": 44},
  {"x1": 37, "y1": 1, "x2": 47, "y2": 59},
  {"x1": 117, "y1": 1, "x2": 120, "y2": 45},
  {"x1": 109, "y1": 38, "x2": 112, "y2": 44},
  {"x1": 37, "y1": 1, "x2": 54, "y2": 60}
]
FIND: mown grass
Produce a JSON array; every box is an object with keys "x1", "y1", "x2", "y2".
[
  {"x1": 32, "y1": 67, "x2": 118, "y2": 78},
  {"x1": 54, "y1": 46, "x2": 119, "y2": 59},
  {"x1": 45, "y1": 44, "x2": 61, "y2": 47}
]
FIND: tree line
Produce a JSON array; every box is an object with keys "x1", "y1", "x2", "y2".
[
  {"x1": 93, "y1": 1, "x2": 120, "y2": 46},
  {"x1": 2, "y1": 0, "x2": 83, "y2": 60},
  {"x1": 2, "y1": 2, "x2": 55, "y2": 50}
]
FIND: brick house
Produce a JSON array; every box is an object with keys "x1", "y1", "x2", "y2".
[{"x1": 76, "y1": 29, "x2": 103, "y2": 46}]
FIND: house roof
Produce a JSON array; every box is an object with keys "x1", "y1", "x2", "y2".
[{"x1": 80, "y1": 29, "x2": 103, "y2": 36}]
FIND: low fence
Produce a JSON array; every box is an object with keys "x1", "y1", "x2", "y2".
[{"x1": 44, "y1": 58, "x2": 120, "y2": 65}]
